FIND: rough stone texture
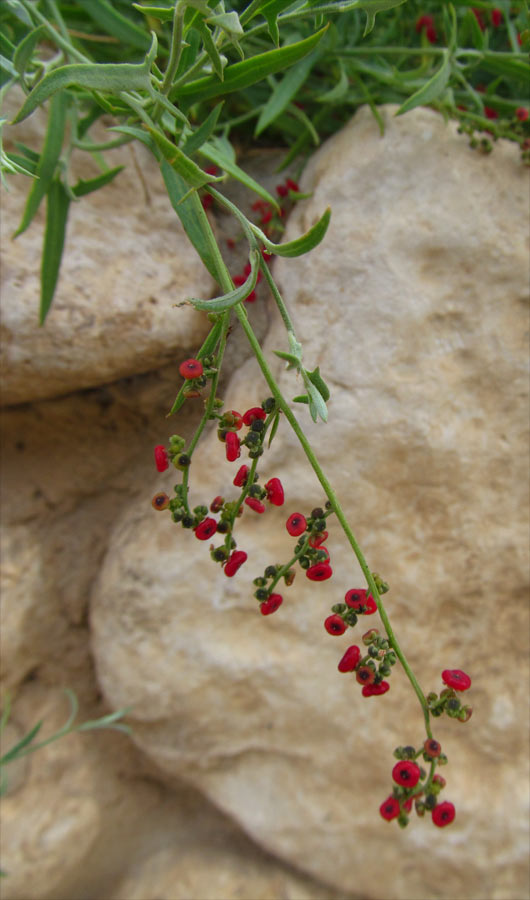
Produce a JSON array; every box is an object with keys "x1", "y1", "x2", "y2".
[
  {"x1": 90, "y1": 107, "x2": 529, "y2": 900},
  {"x1": 0, "y1": 92, "x2": 214, "y2": 406}
]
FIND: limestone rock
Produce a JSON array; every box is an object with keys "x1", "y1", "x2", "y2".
[
  {"x1": 91, "y1": 107, "x2": 529, "y2": 900},
  {"x1": 1, "y1": 93, "x2": 214, "y2": 406}
]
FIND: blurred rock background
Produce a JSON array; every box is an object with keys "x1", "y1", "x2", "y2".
[{"x1": 1, "y1": 104, "x2": 528, "y2": 900}]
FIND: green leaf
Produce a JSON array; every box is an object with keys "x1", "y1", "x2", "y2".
[
  {"x1": 187, "y1": 248, "x2": 261, "y2": 310},
  {"x1": 74, "y1": 0, "x2": 152, "y2": 50},
  {"x1": 0, "y1": 721, "x2": 43, "y2": 765},
  {"x1": 206, "y1": 11, "x2": 244, "y2": 37},
  {"x1": 306, "y1": 366, "x2": 330, "y2": 401},
  {"x1": 242, "y1": 0, "x2": 297, "y2": 45},
  {"x1": 71, "y1": 165, "x2": 124, "y2": 198},
  {"x1": 160, "y1": 160, "x2": 227, "y2": 285},
  {"x1": 40, "y1": 179, "x2": 70, "y2": 324},
  {"x1": 199, "y1": 137, "x2": 279, "y2": 210},
  {"x1": 0, "y1": 31, "x2": 16, "y2": 61},
  {"x1": 14, "y1": 90, "x2": 69, "y2": 238},
  {"x1": 305, "y1": 381, "x2": 328, "y2": 422},
  {"x1": 274, "y1": 349, "x2": 302, "y2": 368},
  {"x1": 11, "y1": 32, "x2": 157, "y2": 124},
  {"x1": 133, "y1": 4, "x2": 174, "y2": 22},
  {"x1": 193, "y1": 19, "x2": 225, "y2": 81},
  {"x1": 317, "y1": 59, "x2": 348, "y2": 103},
  {"x1": 292, "y1": 394, "x2": 309, "y2": 403},
  {"x1": 251, "y1": 207, "x2": 331, "y2": 257},
  {"x1": 268, "y1": 411, "x2": 281, "y2": 447},
  {"x1": 13, "y1": 24, "x2": 48, "y2": 77},
  {"x1": 171, "y1": 25, "x2": 329, "y2": 105},
  {"x1": 358, "y1": 0, "x2": 407, "y2": 36},
  {"x1": 255, "y1": 50, "x2": 318, "y2": 135},
  {"x1": 396, "y1": 50, "x2": 451, "y2": 116},
  {"x1": 182, "y1": 102, "x2": 224, "y2": 155},
  {"x1": 148, "y1": 127, "x2": 222, "y2": 189}
]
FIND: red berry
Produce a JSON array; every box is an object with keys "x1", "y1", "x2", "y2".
[
  {"x1": 233, "y1": 274, "x2": 246, "y2": 287},
  {"x1": 276, "y1": 184, "x2": 288, "y2": 197},
  {"x1": 441, "y1": 669, "x2": 472, "y2": 691},
  {"x1": 286, "y1": 513, "x2": 306, "y2": 536},
  {"x1": 424, "y1": 738, "x2": 442, "y2": 758},
  {"x1": 242, "y1": 407, "x2": 266, "y2": 426},
  {"x1": 225, "y1": 431, "x2": 241, "y2": 462},
  {"x1": 260, "y1": 209, "x2": 273, "y2": 225},
  {"x1": 179, "y1": 358, "x2": 204, "y2": 380},
  {"x1": 356, "y1": 666, "x2": 375, "y2": 686},
  {"x1": 226, "y1": 238, "x2": 236, "y2": 250},
  {"x1": 154, "y1": 445, "x2": 169, "y2": 472},
  {"x1": 415, "y1": 14, "x2": 434, "y2": 32},
  {"x1": 306, "y1": 562, "x2": 332, "y2": 581},
  {"x1": 491, "y1": 8, "x2": 502, "y2": 26},
  {"x1": 285, "y1": 179, "x2": 299, "y2": 192},
  {"x1": 245, "y1": 497, "x2": 266, "y2": 514},
  {"x1": 392, "y1": 761, "x2": 421, "y2": 788},
  {"x1": 223, "y1": 410, "x2": 243, "y2": 430},
  {"x1": 210, "y1": 496, "x2": 224, "y2": 513},
  {"x1": 425, "y1": 24, "x2": 437, "y2": 43},
  {"x1": 205, "y1": 164, "x2": 218, "y2": 176},
  {"x1": 432, "y1": 801, "x2": 455, "y2": 827},
  {"x1": 244, "y1": 290, "x2": 257, "y2": 303},
  {"x1": 338, "y1": 645, "x2": 361, "y2": 673},
  {"x1": 433, "y1": 774, "x2": 446, "y2": 788},
  {"x1": 324, "y1": 614, "x2": 346, "y2": 636},
  {"x1": 195, "y1": 517, "x2": 218, "y2": 540},
  {"x1": 233, "y1": 465, "x2": 249, "y2": 487},
  {"x1": 484, "y1": 106, "x2": 498, "y2": 120},
  {"x1": 472, "y1": 8, "x2": 485, "y2": 30},
  {"x1": 265, "y1": 477, "x2": 284, "y2": 506},
  {"x1": 362, "y1": 681, "x2": 390, "y2": 697},
  {"x1": 224, "y1": 550, "x2": 247, "y2": 577},
  {"x1": 201, "y1": 194, "x2": 213, "y2": 211},
  {"x1": 260, "y1": 593, "x2": 283, "y2": 615},
  {"x1": 308, "y1": 531, "x2": 328, "y2": 547},
  {"x1": 516, "y1": 107, "x2": 529, "y2": 121},
  {"x1": 344, "y1": 589, "x2": 377, "y2": 614},
  {"x1": 380, "y1": 796, "x2": 400, "y2": 821}
]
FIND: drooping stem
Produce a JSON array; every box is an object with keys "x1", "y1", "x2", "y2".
[{"x1": 234, "y1": 303, "x2": 433, "y2": 738}]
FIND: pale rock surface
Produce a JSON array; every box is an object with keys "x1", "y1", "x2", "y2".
[
  {"x1": 91, "y1": 107, "x2": 530, "y2": 899},
  {"x1": 0, "y1": 91, "x2": 214, "y2": 405}
]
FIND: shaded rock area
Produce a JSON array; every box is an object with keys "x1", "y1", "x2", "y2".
[{"x1": 2, "y1": 104, "x2": 529, "y2": 900}]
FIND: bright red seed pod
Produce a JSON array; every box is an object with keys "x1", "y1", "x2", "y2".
[
  {"x1": 205, "y1": 164, "x2": 218, "y2": 176},
  {"x1": 491, "y1": 8, "x2": 502, "y2": 26},
  {"x1": 224, "y1": 550, "x2": 247, "y2": 577},
  {"x1": 433, "y1": 774, "x2": 446, "y2": 788},
  {"x1": 265, "y1": 477, "x2": 284, "y2": 506},
  {"x1": 309, "y1": 531, "x2": 328, "y2": 548},
  {"x1": 152, "y1": 492, "x2": 170, "y2": 510},
  {"x1": 260, "y1": 593, "x2": 283, "y2": 615},
  {"x1": 344, "y1": 589, "x2": 377, "y2": 614},
  {"x1": 195, "y1": 517, "x2": 218, "y2": 540},
  {"x1": 244, "y1": 290, "x2": 257, "y2": 303},
  {"x1": 261, "y1": 248, "x2": 273, "y2": 263},
  {"x1": 179, "y1": 358, "x2": 204, "y2": 380},
  {"x1": 260, "y1": 209, "x2": 273, "y2": 225},
  {"x1": 484, "y1": 106, "x2": 498, "y2": 120},
  {"x1": 243, "y1": 407, "x2": 267, "y2": 426},
  {"x1": 424, "y1": 738, "x2": 442, "y2": 758},
  {"x1": 338, "y1": 645, "x2": 361, "y2": 673},
  {"x1": 442, "y1": 669, "x2": 472, "y2": 691},
  {"x1": 306, "y1": 562, "x2": 332, "y2": 581},
  {"x1": 276, "y1": 183, "x2": 288, "y2": 197},
  {"x1": 286, "y1": 513, "x2": 306, "y2": 536},
  {"x1": 225, "y1": 431, "x2": 241, "y2": 462},
  {"x1": 415, "y1": 14, "x2": 434, "y2": 32},
  {"x1": 425, "y1": 24, "x2": 437, "y2": 43},
  {"x1": 154, "y1": 445, "x2": 169, "y2": 472},
  {"x1": 233, "y1": 274, "x2": 246, "y2": 287},
  {"x1": 210, "y1": 496, "x2": 224, "y2": 513},
  {"x1": 314, "y1": 545, "x2": 330, "y2": 562},
  {"x1": 285, "y1": 178, "x2": 299, "y2": 192},
  {"x1": 516, "y1": 107, "x2": 529, "y2": 121},
  {"x1": 245, "y1": 497, "x2": 266, "y2": 514},
  {"x1": 392, "y1": 761, "x2": 421, "y2": 788},
  {"x1": 201, "y1": 194, "x2": 213, "y2": 212},
  {"x1": 432, "y1": 801, "x2": 455, "y2": 828},
  {"x1": 362, "y1": 681, "x2": 390, "y2": 697},
  {"x1": 324, "y1": 614, "x2": 346, "y2": 636},
  {"x1": 379, "y1": 796, "x2": 400, "y2": 821},
  {"x1": 233, "y1": 465, "x2": 249, "y2": 487},
  {"x1": 224, "y1": 410, "x2": 243, "y2": 430}
]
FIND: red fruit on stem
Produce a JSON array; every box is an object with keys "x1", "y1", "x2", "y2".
[
  {"x1": 224, "y1": 550, "x2": 247, "y2": 577},
  {"x1": 380, "y1": 796, "x2": 400, "y2": 821},
  {"x1": 210, "y1": 496, "x2": 224, "y2": 513},
  {"x1": 344, "y1": 589, "x2": 377, "y2": 614},
  {"x1": 516, "y1": 107, "x2": 529, "y2": 121},
  {"x1": 484, "y1": 106, "x2": 498, "y2": 119},
  {"x1": 233, "y1": 465, "x2": 249, "y2": 487},
  {"x1": 286, "y1": 178, "x2": 299, "y2": 192},
  {"x1": 415, "y1": 14, "x2": 433, "y2": 32},
  {"x1": 265, "y1": 477, "x2": 284, "y2": 506},
  {"x1": 260, "y1": 593, "x2": 283, "y2": 615},
  {"x1": 432, "y1": 801, "x2": 455, "y2": 827},
  {"x1": 392, "y1": 761, "x2": 421, "y2": 788},
  {"x1": 441, "y1": 669, "x2": 472, "y2": 691},
  {"x1": 154, "y1": 445, "x2": 169, "y2": 472},
  {"x1": 286, "y1": 513, "x2": 306, "y2": 536},
  {"x1": 306, "y1": 562, "x2": 333, "y2": 581},
  {"x1": 491, "y1": 8, "x2": 502, "y2": 26},
  {"x1": 245, "y1": 497, "x2": 266, "y2": 514},
  {"x1": 152, "y1": 492, "x2": 170, "y2": 510},
  {"x1": 225, "y1": 431, "x2": 241, "y2": 462},
  {"x1": 324, "y1": 614, "x2": 346, "y2": 636},
  {"x1": 338, "y1": 645, "x2": 361, "y2": 672},
  {"x1": 179, "y1": 358, "x2": 204, "y2": 380},
  {"x1": 362, "y1": 681, "x2": 390, "y2": 697},
  {"x1": 309, "y1": 531, "x2": 328, "y2": 547},
  {"x1": 195, "y1": 517, "x2": 218, "y2": 540},
  {"x1": 243, "y1": 407, "x2": 266, "y2": 426}
]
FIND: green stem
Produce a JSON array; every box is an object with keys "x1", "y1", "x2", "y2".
[
  {"x1": 161, "y1": 1, "x2": 185, "y2": 96},
  {"x1": 234, "y1": 305, "x2": 432, "y2": 739}
]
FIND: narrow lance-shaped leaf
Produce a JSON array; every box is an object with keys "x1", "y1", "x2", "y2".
[
  {"x1": 186, "y1": 249, "x2": 261, "y2": 311},
  {"x1": 194, "y1": 19, "x2": 225, "y2": 82},
  {"x1": 11, "y1": 32, "x2": 158, "y2": 124},
  {"x1": 14, "y1": 91, "x2": 69, "y2": 237},
  {"x1": 133, "y1": 4, "x2": 175, "y2": 22},
  {"x1": 358, "y1": 0, "x2": 407, "y2": 36},
  {"x1": 0, "y1": 721, "x2": 43, "y2": 765},
  {"x1": 171, "y1": 26, "x2": 329, "y2": 105},
  {"x1": 199, "y1": 138, "x2": 279, "y2": 210},
  {"x1": 182, "y1": 102, "x2": 224, "y2": 155},
  {"x1": 255, "y1": 49, "x2": 319, "y2": 136},
  {"x1": 74, "y1": 0, "x2": 152, "y2": 51},
  {"x1": 40, "y1": 179, "x2": 70, "y2": 324},
  {"x1": 71, "y1": 166, "x2": 125, "y2": 198},
  {"x1": 149, "y1": 127, "x2": 223, "y2": 189},
  {"x1": 306, "y1": 366, "x2": 330, "y2": 401},
  {"x1": 13, "y1": 24, "x2": 48, "y2": 78},
  {"x1": 396, "y1": 50, "x2": 451, "y2": 116},
  {"x1": 251, "y1": 207, "x2": 331, "y2": 257}
]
